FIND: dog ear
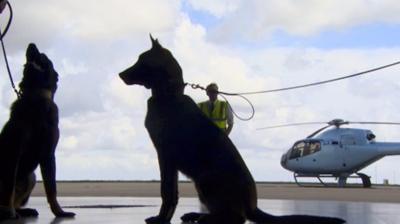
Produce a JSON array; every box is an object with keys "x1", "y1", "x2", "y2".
[
  {"x1": 26, "y1": 43, "x2": 40, "y2": 62},
  {"x1": 150, "y1": 34, "x2": 162, "y2": 49},
  {"x1": 150, "y1": 33, "x2": 156, "y2": 44}
]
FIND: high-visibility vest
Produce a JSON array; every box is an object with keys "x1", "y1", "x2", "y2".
[{"x1": 198, "y1": 100, "x2": 228, "y2": 130}]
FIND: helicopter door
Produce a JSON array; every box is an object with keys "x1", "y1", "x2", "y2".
[{"x1": 340, "y1": 135, "x2": 356, "y2": 169}]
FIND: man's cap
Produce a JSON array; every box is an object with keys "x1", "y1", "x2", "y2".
[{"x1": 206, "y1": 83, "x2": 218, "y2": 92}]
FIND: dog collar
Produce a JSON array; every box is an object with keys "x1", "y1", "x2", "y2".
[
  {"x1": 40, "y1": 89, "x2": 53, "y2": 100},
  {"x1": 21, "y1": 89, "x2": 53, "y2": 100}
]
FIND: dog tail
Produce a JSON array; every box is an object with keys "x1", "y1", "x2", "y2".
[{"x1": 247, "y1": 207, "x2": 346, "y2": 224}]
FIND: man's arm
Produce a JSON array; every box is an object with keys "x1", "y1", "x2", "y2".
[{"x1": 226, "y1": 103, "x2": 234, "y2": 135}]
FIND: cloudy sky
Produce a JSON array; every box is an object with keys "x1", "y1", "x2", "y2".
[{"x1": 1, "y1": 0, "x2": 400, "y2": 184}]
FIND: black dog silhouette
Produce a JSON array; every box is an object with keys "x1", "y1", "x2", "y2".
[
  {"x1": 0, "y1": 44, "x2": 75, "y2": 220},
  {"x1": 119, "y1": 36, "x2": 345, "y2": 224}
]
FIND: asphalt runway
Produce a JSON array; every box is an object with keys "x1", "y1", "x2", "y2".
[
  {"x1": 31, "y1": 181, "x2": 400, "y2": 203},
  {"x1": 2, "y1": 197, "x2": 400, "y2": 224}
]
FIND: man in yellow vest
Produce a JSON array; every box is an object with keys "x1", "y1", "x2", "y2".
[{"x1": 198, "y1": 83, "x2": 234, "y2": 135}]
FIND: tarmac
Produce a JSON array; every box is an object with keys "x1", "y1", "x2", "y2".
[
  {"x1": 1, "y1": 196, "x2": 400, "y2": 224},
  {"x1": 2, "y1": 182, "x2": 400, "y2": 224}
]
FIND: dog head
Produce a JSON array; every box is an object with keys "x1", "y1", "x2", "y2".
[
  {"x1": 19, "y1": 43, "x2": 59, "y2": 96},
  {"x1": 119, "y1": 35, "x2": 184, "y2": 94}
]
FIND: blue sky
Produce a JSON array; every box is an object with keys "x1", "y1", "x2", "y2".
[
  {"x1": 183, "y1": 3, "x2": 400, "y2": 49},
  {"x1": 1, "y1": 0, "x2": 400, "y2": 184},
  {"x1": 182, "y1": 1, "x2": 220, "y2": 28},
  {"x1": 284, "y1": 23, "x2": 400, "y2": 49}
]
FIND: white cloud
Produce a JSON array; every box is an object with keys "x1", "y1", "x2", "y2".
[
  {"x1": 59, "y1": 111, "x2": 146, "y2": 152},
  {"x1": 207, "y1": 0, "x2": 400, "y2": 39},
  {"x1": 60, "y1": 0, "x2": 181, "y2": 40},
  {"x1": 60, "y1": 135, "x2": 79, "y2": 150},
  {"x1": 172, "y1": 17, "x2": 272, "y2": 102},
  {"x1": 59, "y1": 58, "x2": 89, "y2": 78},
  {"x1": 102, "y1": 75, "x2": 149, "y2": 112},
  {"x1": 6, "y1": 0, "x2": 182, "y2": 51},
  {"x1": 186, "y1": 0, "x2": 242, "y2": 18}
]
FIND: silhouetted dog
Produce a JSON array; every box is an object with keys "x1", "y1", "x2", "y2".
[
  {"x1": 120, "y1": 36, "x2": 346, "y2": 224},
  {"x1": 0, "y1": 44, "x2": 75, "y2": 220}
]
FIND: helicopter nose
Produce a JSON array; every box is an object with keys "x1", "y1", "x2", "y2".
[{"x1": 280, "y1": 153, "x2": 288, "y2": 168}]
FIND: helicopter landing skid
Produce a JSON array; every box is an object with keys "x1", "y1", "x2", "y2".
[
  {"x1": 293, "y1": 173, "x2": 371, "y2": 188},
  {"x1": 356, "y1": 172, "x2": 372, "y2": 188},
  {"x1": 293, "y1": 173, "x2": 330, "y2": 187}
]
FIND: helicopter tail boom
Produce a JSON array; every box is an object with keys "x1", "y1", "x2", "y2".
[{"x1": 375, "y1": 142, "x2": 400, "y2": 156}]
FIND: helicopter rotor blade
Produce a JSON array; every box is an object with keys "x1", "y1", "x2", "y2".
[
  {"x1": 257, "y1": 119, "x2": 400, "y2": 138},
  {"x1": 257, "y1": 122, "x2": 326, "y2": 130},
  {"x1": 348, "y1": 121, "x2": 400, "y2": 125},
  {"x1": 306, "y1": 125, "x2": 332, "y2": 138}
]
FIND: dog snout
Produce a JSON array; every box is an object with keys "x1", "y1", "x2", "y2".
[
  {"x1": 119, "y1": 71, "x2": 128, "y2": 84},
  {"x1": 119, "y1": 69, "x2": 135, "y2": 85}
]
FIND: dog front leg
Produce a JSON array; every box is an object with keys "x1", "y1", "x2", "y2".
[
  {"x1": 0, "y1": 126, "x2": 22, "y2": 220},
  {"x1": 40, "y1": 154, "x2": 75, "y2": 218},
  {"x1": 0, "y1": 159, "x2": 18, "y2": 220},
  {"x1": 146, "y1": 155, "x2": 178, "y2": 224},
  {"x1": 159, "y1": 166, "x2": 178, "y2": 221}
]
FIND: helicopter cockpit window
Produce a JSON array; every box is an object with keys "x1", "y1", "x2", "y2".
[
  {"x1": 367, "y1": 133, "x2": 376, "y2": 142},
  {"x1": 289, "y1": 140, "x2": 321, "y2": 159}
]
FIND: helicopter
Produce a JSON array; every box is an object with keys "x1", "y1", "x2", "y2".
[{"x1": 260, "y1": 119, "x2": 400, "y2": 188}]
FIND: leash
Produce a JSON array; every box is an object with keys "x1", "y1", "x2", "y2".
[
  {"x1": 0, "y1": 1, "x2": 20, "y2": 98},
  {"x1": 0, "y1": 1, "x2": 12, "y2": 39},
  {"x1": 219, "y1": 60, "x2": 400, "y2": 95},
  {"x1": 219, "y1": 93, "x2": 255, "y2": 121},
  {"x1": 185, "y1": 60, "x2": 400, "y2": 121},
  {"x1": 185, "y1": 83, "x2": 255, "y2": 121}
]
